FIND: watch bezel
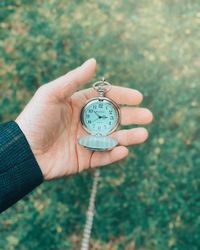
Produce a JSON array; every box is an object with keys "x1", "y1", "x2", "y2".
[{"x1": 80, "y1": 97, "x2": 120, "y2": 136}]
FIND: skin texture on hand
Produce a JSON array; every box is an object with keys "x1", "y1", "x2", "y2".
[{"x1": 16, "y1": 59, "x2": 153, "y2": 180}]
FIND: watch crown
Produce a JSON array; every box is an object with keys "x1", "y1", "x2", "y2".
[{"x1": 93, "y1": 78, "x2": 112, "y2": 96}]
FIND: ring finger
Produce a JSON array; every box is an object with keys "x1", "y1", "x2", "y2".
[{"x1": 112, "y1": 127, "x2": 149, "y2": 146}]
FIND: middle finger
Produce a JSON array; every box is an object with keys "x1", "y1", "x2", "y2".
[{"x1": 120, "y1": 107, "x2": 153, "y2": 125}]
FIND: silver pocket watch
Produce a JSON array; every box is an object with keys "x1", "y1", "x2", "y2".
[{"x1": 78, "y1": 78, "x2": 120, "y2": 151}]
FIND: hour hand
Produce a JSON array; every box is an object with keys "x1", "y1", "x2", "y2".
[{"x1": 101, "y1": 115, "x2": 108, "y2": 119}]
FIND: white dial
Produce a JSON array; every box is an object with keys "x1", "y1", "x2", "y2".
[{"x1": 81, "y1": 97, "x2": 120, "y2": 135}]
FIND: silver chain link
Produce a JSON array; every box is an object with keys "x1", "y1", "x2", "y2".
[
  {"x1": 93, "y1": 77, "x2": 112, "y2": 97},
  {"x1": 80, "y1": 169, "x2": 100, "y2": 250}
]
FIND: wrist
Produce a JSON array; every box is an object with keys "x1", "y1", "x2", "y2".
[{"x1": 15, "y1": 117, "x2": 49, "y2": 180}]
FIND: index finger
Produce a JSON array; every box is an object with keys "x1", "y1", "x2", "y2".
[{"x1": 79, "y1": 85, "x2": 143, "y2": 105}]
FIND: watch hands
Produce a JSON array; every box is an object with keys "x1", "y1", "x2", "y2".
[
  {"x1": 94, "y1": 111, "x2": 101, "y2": 118},
  {"x1": 93, "y1": 111, "x2": 108, "y2": 119},
  {"x1": 101, "y1": 115, "x2": 108, "y2": 119},
  {"x1": 92, "y1": 115, "x2": 108, "y2": 123}
]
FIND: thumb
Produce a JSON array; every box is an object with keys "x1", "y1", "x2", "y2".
[{"x1": 46, "y1": 58, "x2": 96, "y2": 100}]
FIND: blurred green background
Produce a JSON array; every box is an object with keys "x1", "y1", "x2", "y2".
[{"x1": 0, "y1": 0, "x2": 200, "y2": 249}]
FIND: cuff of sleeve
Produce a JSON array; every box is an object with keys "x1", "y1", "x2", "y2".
[{"x1": 0, "y1": 121, "x2": 44, "y2": 212}]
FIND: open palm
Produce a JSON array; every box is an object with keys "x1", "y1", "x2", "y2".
[{"x1": 16, "y1": 59, "x2": 153, "y2": 180}]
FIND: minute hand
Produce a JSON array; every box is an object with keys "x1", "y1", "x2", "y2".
[{"x1": 94, "y1": 111, "x2": 101, "y2": 118}]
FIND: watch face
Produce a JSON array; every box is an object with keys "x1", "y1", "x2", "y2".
[{"x1": 81, "y1": 97, "x2": 120, "y2": 135}]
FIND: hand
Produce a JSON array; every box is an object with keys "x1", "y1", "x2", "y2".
[{"x1": 16, "y1": 59, "x2": 153, "y2": 180}]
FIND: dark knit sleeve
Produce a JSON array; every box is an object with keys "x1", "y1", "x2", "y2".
[{"x1": 0, "y1": 121, "x2": 44, "y2": 213}]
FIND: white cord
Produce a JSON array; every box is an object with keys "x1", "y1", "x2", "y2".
[{"x1": 80, "y1": 169, "x2": 100, "y2": 250}]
